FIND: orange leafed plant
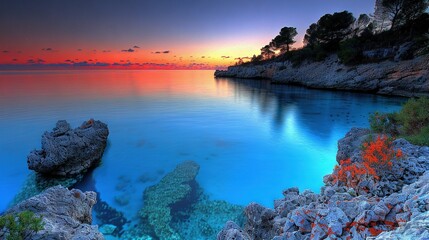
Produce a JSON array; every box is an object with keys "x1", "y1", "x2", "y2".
[{"x1": 333, "y1": 135, "x2": 403, "y2": 187}]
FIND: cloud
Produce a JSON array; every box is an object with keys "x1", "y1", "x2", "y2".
[
  {"x1": 221, "y1": 56, "x2": 230, "y2": 59},
  {"x1": 2, "y1": 50, "x2": 9, "y2": 53},
  {"x1": 151, "y1": 50, "x2": 170, "y2": 54},
  {"x1": 201, "y1": 56, "x2": 205, "y2": 58},
  {"x1": 77, "y1": 49, "x2": 82, "y2": 51},
  {"x1": 121, "y1": 48, "x2": 135, "y2": 52},
  {"x1": 12, "y1": 58, "x2": 18, "y2": 61},
  {"x1": 102, "y1": 50, "x2": 111, "y2": 53},
  {"x1": 72, "y1": 61, "x2": 109, "y2": 67},
  {"x1": 133, "y1": 45, "x2": 140, "y2": 48},
  {"x1": 42, "y1": 48, "x2": 53, "y2": 51},
  {"x1": 27, "y1": 58, "x2": 45, "y2": 64}
]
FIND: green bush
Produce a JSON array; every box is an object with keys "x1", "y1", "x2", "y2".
[
  {"x1": 405, "y1": 126, "x2": 429, "y2": 146},
  {"x1": 370, "y1": 97, "x2": 429, "y2": 146},
  {"x1": 369, "y1": 112, "x2": 399, "y2": 136},
  {"x1": 338, "y1": 38, "x2": 363, "y2": 65},
  {"x1": 0, "y1": 211, "x2": 44, "y2": 240},
  {"x1": 397, "y1": 97, "x2": 429, "y2": 135}
]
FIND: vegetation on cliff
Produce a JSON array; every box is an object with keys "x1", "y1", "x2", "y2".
[
  {"x1": 370, "y1": 97, "x2": 429, "y2": 146},
  {"x1": 241, "y1": 0, "x2": 428, "y2": 67}
]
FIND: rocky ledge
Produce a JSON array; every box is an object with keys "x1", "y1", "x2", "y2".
[
  {"x1": 1, "y1": 186, "x2": 103, "y2": 240},
  {"x1": 217, "y1": 128, "x2": 429, "y2": 240},
  {"x1": 214, "y1": 54, "x2": 429, "y2": 97},
  {"x1": 27, "y1": 119, "x2": 109, "y2": 177}
]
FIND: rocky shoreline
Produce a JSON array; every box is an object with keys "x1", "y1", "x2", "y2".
[
  {"x1": 217, "y1": 128, "x2": 429, "y2": 240},
  {"x1": 214, "y1": 54, "x2": 429, "y2": 98}
]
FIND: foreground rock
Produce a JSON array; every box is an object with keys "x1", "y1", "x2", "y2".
[
  {"x1": 217, "y1": 129, "x2": 429, "y2": 239},
  {"x1": 215, "y1": 54, "x2": 429, "y2": 97},
  {"x1": 27, "y1": 119, "x2": 109, "y2": 177},
  {"x1": 2, "y1": 186, "x2": 103, "y2": 240}
]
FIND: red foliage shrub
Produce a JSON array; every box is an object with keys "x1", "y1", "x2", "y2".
[{"x1": 333, "y1": 135, "x2": 403, "y2": 187}]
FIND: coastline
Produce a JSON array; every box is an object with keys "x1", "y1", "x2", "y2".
[{"x1": 215, "y1": 54, "x2": 429, "y2": 98}]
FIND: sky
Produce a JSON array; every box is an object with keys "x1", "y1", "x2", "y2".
[{"x1": 0, "y1": 0, "x2": 375, "y2": 70}]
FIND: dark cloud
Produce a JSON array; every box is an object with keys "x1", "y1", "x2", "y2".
[
  {"x1": 72, "y1": 61, "x2": 109, "y2": 67},
  {"x1": 77, "y1": 49, "x2": 82, "y2": 51},
  {"x1": 201, "y1": 56, "x2": 205, "y2": 58},
  {"x1": 102, "y1": 50, "x2": 111, "y2": 53},
  {"x1": 221, "y1": 56, "x2": 230, "y2": 59},
  {"x1": 12, "y1": 58, "x2": 18, "y2": 61},
  {"x1": 133, "y1": 45, "x2": 140, "y2": 48},
  {"x1": 2, "y1": 50, "x2": 9, "y2": 53},
  {"x1": 42, "y1": 48, "x2": 53, "y2": 51},
  {"x1": 27, "y1": 58, "x2": 45, "y2": 64},
  {"x1": 152, "y1": 50, "x2": 170, "y2": 54},
  {"x1": 121, "y1": 48, "x2": 135, "y2": 52}
]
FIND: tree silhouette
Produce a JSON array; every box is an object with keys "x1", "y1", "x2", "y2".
[
  {"x1": 382, "y1": 0, "x2": 428, "y2": 29},
  {"x1": 260, "y1": 45, "x2": 275, "y2": 60},
  {"x1": 270, "y1": 27, "x2": 298, "y2": 53}
]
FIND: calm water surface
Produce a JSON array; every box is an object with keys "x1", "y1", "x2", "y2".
[{"x1": 0, "y1": 70, "x2": 404, "y2": 221}]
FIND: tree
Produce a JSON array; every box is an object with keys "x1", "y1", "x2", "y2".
[
  {"x1": 303, "y1": 11, "x2": 355, "y2": 49},
  {"x1": 260, "y1": 45, "x2": 275, "y2": 60},
  {"x1": 303, "y1": 23, "x2": 319, "y2": 48},
  {"x1": 382, "y1": 0, "x2": 429, "y2": 29},
  {"x1": 251, "y1": 54, "x2": 262, "y2": 62},
  {"x1": 270, "y1": 27, "x2": 298, "y2": 53}
]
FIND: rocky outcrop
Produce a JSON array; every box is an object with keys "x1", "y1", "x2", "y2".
[
  {"x1": 2, "y1": 186, "x2": 103, "y2": 240},
  {"x1": 218, "y1": 129, "x2": 429, "y2": 240},
  {"x1": 214, "y1": 54, "x2": 429, "y2": 97},
  {"x1": 27, "y1": 119, "x2": 109, "y2": 177}
]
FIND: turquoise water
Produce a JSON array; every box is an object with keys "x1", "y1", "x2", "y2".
[{"x1": 0, "y1": 70, "x2": 404, "y2": 224}]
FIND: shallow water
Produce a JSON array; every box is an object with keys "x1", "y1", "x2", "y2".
[{"x1": 0, "y1": 70, "x2": 404, "y2": 228}]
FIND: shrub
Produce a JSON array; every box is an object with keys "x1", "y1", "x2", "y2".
[
  {"x1": 397, "y1": 97, "x2": 429, "y2": 135},
  {"x1": 338, "y1": 38, "x2": 363, "y2": 65},
  {"x1": 369, "y1": 112, "x2": 399, "y2": 136},
  {"x1": 333, "y1": 135, "x2": 402, "y2": 187},
  {"x1": 0, "y1": 211, "x2": 44, "y2": 240},
  {"x1": 369, "y1": 97, "x2": 429, "y2": 146}
]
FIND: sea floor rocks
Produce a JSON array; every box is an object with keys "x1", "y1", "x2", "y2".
[
  {"x1": 139, "y1": 160, "x2": 200, "y2": 240},
  {"x1": 1, "y1": 186, "x2": 103, "y2": 240},
  {"x1": 172, "y1": 194, "x2": 245, "y2": 240},
  {"x1": 27, "y1": 119, "x2": 109, "y2": 177}
]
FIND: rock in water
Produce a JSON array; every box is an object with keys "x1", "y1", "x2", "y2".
[
  {"x1": 3, "y1": 186, "x2": 104, "y2": 240},
  {"x1": 139, "y1": 160, "x2": 200, "y2": 240},
  {"x1": 27, "y1": 119, "x2": 109, "y2": 176}
]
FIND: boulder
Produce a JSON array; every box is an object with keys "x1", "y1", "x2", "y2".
[
  {"x1": 217, "y1": 221, "x2": 251, "y2": 240},
  {"x1": 27, "y1": 119, "x2": 109, "y2": 177},
  {"x1": 1, "y1": 186, "x2": 103, "y2": 240}
]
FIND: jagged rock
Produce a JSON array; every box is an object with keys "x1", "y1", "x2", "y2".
[
  {"x1": 1, "y1": 186, "x2": 103, "y2": 240},
  {"x1": 139, "y1": 161, "x2": 200, "y2": 240},
  {"x1": 217, "y1": 221, "x2": 251, "y2": 240},
  {"x1": 336, "y1": 128, "x2": 370, "y2": 163},
  {"x1": 217, "y1": 128, "x2": 429, "y2": 240},
  {"x1": 215, "y1": 54, "x2": 429, "y2": 97},
  {"x1": 27, "y1": 119, "x2": 109, "y2": 177}
]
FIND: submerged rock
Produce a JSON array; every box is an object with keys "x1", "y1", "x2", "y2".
[
  {"x1": 27, "y1": 119, "x2": 109, "y2": 177},
  {"x1": 172, "y1": 194, "x2": 245, "y2": 240},
  {"x1": 2, "y1": 186, "x2": 103, "y2": 240},
  {"x1": 139, "y1": 160, "x2": 200, "y2": 240}
]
